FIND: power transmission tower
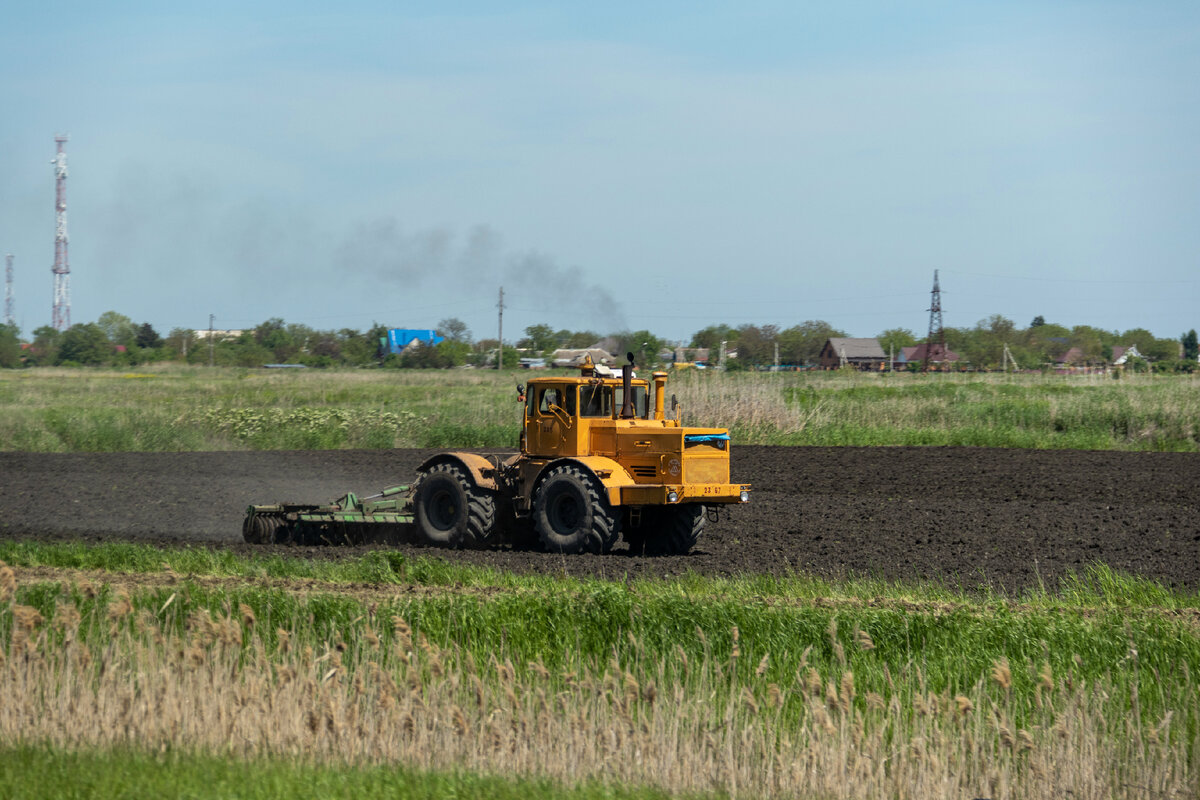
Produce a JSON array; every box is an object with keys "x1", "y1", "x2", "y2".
[
  {"x1": 51, "y1": 135, "x2": 71, "y2": 330},
  {"x1": 922, "y1": 269, "x2": 945, "y2": 373}
]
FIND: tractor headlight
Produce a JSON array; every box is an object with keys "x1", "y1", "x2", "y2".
[
  {"x1": 667, "y1": 490, "x2": 679, "y2": 503},
  {"x1": 740, "y1": 490, "x2": 750, "y2": 503}
]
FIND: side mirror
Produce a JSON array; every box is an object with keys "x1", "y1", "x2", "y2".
[{"x1": 516, "y1": 383, "x2": 526, "y2": 403}]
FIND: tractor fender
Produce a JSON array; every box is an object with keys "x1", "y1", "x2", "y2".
[
  {"x1": 416, "y1": 452, "x2": 507, "y2": 492},
  {"x1": 532, "y1": 456, "x2": 636, "y2": 507}
]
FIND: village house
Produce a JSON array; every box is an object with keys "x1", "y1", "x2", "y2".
[{"x1": 818, "y1": 338, "x2": 886, "y2": 370}]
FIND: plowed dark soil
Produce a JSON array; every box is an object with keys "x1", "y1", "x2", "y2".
[{"x1": 1, "y1": 447, "x2": 1197, "y2": 592}]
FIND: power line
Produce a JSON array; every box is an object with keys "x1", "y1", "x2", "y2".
[{"x1": 943, "y1": 268, "x2": 1197, "y2": 285}]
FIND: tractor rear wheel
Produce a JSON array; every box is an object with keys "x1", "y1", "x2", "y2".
[
  {"x1": 413, "y1": 463, "x2": 496, "y2": 548},
  {"x1": 625, "y1": 505, "x2": 706, "y2": 555},
  {"x1": 534, "y1": 465, "x2": 620, "y2": 554}
]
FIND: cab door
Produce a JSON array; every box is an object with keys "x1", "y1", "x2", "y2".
[{"x1": 527, "y1": 384, "x2": 575, "y2": 456}]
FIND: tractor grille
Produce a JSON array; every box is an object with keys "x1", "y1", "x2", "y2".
[
  {"x1": 685, "y1": 458, "x2": 728, "y2": 485},
  {"x1": 630, "y1": 465, "x2": 658, "y2": 479}
]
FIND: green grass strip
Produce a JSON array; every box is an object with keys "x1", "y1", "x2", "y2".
[
  {"x1": 0, "y1": 745, "x2": 702, "y2": 800},
  {"x1": 2, "y1": 538, "x2": 1199, "y2": 611}
]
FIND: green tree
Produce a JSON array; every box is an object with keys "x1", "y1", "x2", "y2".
[
  {"x1": 0, "y1": 323, "x2": 21, "y2": 368},
  {"x1": 29, "y1": 326, "x2": 62, "y2": 365},
  {"x1": 164, "y1": 327, "x2": 195, "y2": 361},
  {"x1": 777, "y1": 320, "x2": 847, "y2": 366},
  {"x1": 732, "y1": 324, "x2": 780, "y2": 368},
  {"x1": 435, "y1": 339, "x2": 472, "y2": 367},
  {"x1": 563, "y1": 330, "x2": 599, "y2": 348},
  {"x1": 1180, "y1": 329, "x2": 1198, "y2": 361},
  {"x1": 1068, "y1": 325, "x2": 1111, "y2": 365},
  {"x1": 612, "y1": 330, "x2": 666, "y2": 368},
  {"x1": 334, "y1": 326, "x2": 383, "y2": 366},
  {"x1": 1144, "y1": 337, "x2": 1181, "y2": 361},
  {"x1": 254, "y1": 318, "x2": 301, "y2": 362},
  {"x1": 1030, "y1": 315, "x2": 1046, "y2": 328},
  {"x1": 958, "y1": 315, "x2": 1020, "y2": 369},
  {"x1": 228, "y1": 339, "x2": 273, "y2": 367},
  {"x1": 1025, "y1": 322, "x2": 1071, "y2": 362},
  {"x1": 57, "y1": 323, "x2": 112, "y2": 365},
  {"x1": 135, "y1": 322, "x2": 162, "y2": 350},
  {"x1": 96, "y1": 311, "x2": 137, "y2": 349},
  {"x1": 307, "y1": 332, "x2": 341, "y2": 363},
  {"x1": 1118, "y1": 328, "x2": 1156, "y2": 353},
  {"x1": 1124, "y1": 354, "x2": 1149, "y2": 373},
  {"x1": 876, "y1": 328, "x2": 917, "y2": 358},
  {"x1": 690, "y1": 324, "x2": 738, "y2": 351},
  {"x1": 437, "y1": 317, "x2": 472, "y2": 343},
  {"x1": 522, "y1": 324, "x2": 558, "y2": 357},
  {"x1": 365, "y1": 324, "x2": 390, "y2": 364}
]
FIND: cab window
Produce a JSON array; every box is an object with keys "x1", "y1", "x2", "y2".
[
  {"x1": 579, "y1": 385, "x2": 612, "y2": 417},
  {"x1": 537, "y1": 386, "x2": 575, "y2": 416},
  {"x1": 613, "y1": 385, "x2": 649, "y2": 418}
]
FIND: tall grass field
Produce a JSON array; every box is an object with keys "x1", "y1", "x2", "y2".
[
  {"x1": 2, "y1": 542, "x2": 1198, "y2": 799},
  {"x1": 1, "y1": 365, "x2": 1197, "y2": 452}
]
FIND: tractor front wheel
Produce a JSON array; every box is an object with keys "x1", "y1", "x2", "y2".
[
  {"x1": 413, "y1": 463, "x2": 496, "y2": 548},
  {"x1": 534, "y1": 465, "x2": 620, "y2": 554},
  {"x1": 625, "y1": 505, "x2": 706, "y2": 555}
]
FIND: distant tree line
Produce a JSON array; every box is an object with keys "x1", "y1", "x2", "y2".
[
  {"x1": 694, "y1": 316, "x2": 1197, "y2": 373},
  {"x1": 0, "y1": 311, "x2": 1196, "y2": 373}
]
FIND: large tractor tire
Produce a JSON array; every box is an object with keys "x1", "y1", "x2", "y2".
[
  {"x1": 625, "y1": 505, "x2": 706, "y2": 555},
  {"x1": 534, "y1": 465, "x2": 621, "y2": 554},
  {"x1": 413, "y1": 463, "x2": 496, "y2": 548}
]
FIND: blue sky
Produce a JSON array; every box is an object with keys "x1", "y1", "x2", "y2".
[{"x1": 1, "y1": 1, "x2": 1197, "y2": 342}]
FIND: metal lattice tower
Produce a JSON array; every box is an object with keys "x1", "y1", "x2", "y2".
[
  {"x1": 922, "y1": 269, "x2": 945, "y2": 372},
  {"x1": 4, "y1": 254, "x2": 13, "y2": 327},
  {"x1": 51, "y1": 134, "x2": 71, "y2": 331}
]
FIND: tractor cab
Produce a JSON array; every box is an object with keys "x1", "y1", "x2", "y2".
[{"x1": 522, "y1": 356, "x2": 662, "y2": 458}]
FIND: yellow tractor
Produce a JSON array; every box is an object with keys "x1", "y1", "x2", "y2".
[
  {"x1": 411, "y1": 354, "x2": 749, "y2": 554},
  {"x1": 243, "y1": 354, "x2": 750, "y2": 554}
]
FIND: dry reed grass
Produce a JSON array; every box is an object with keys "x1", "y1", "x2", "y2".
[
  {"x1": 676, "y1": 370, "x2": 1200, "y2": 448},
  {"x1": 2, "y1": 575, "x2": 1196, "y2": 800}
]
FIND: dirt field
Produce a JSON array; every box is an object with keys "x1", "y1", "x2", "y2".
[{"x1": 1, "y1": 446, "x2": 1197, "y2": 592}]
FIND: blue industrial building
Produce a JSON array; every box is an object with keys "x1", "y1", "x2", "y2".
[{"x1": 384, "y1": 329, "x2": 445, "y2": 355}]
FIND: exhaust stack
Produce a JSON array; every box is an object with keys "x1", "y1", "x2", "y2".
[{"x1": 619, "y1": 352, "x2": 635, "y2": 419}]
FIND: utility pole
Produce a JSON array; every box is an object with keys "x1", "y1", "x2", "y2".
[
  {"x1": 719, "y1": 340, "x2": 726, "y2": 370},
  {"x1": 890, "y1": 344, "x2": 894, "y2": 373},
  {"x1": 773, "y1": 341, "x2": 779, "y2": 371},
  {"x1": 4, "y1": 254, "x2": 13, "y2": 328},
  {"x1": 496, "y1": 286, "x2": 504, "y2": 371},
  {"x1": 1003, "y1": 343, "x2": 1018, "y2": 373},
  {"x1": 208, "y1": 314, "x2": 215, "y2": 367}
]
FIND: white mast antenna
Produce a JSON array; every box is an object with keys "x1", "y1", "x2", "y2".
[{"x1": 51, "y1": 135, "x2": 71, "y2": 330}]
